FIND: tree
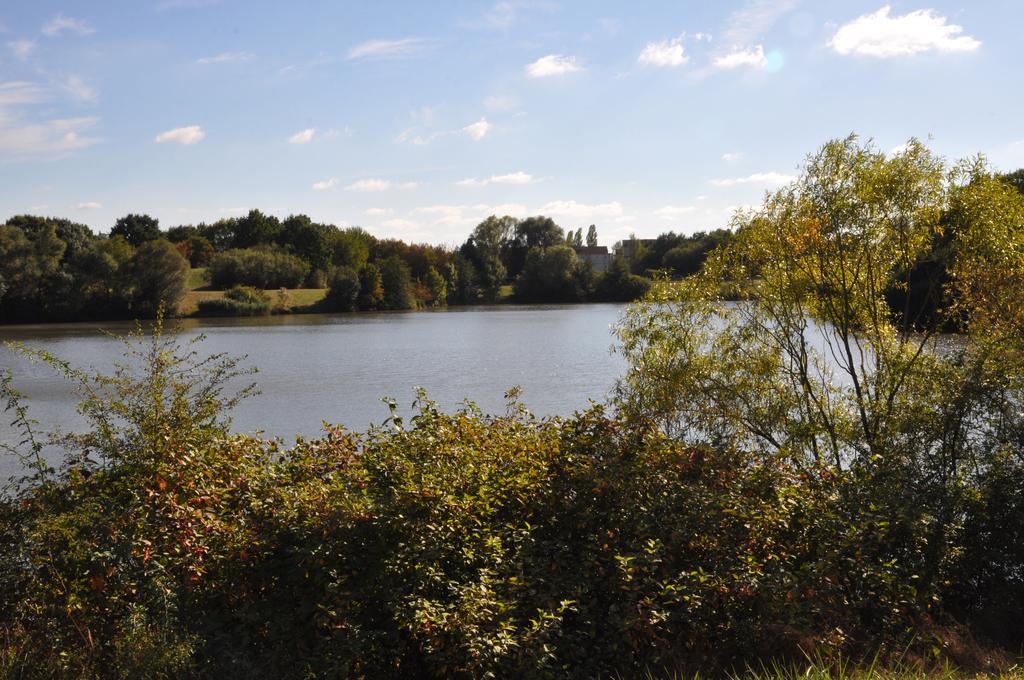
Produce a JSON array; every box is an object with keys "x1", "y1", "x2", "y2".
[
  {"x1": 357, "y1": 263, "x2": 385, "y2": 310},
  {"x1": 111, "y1": 213, "x2": 161, "y2": 246},
  {"x1": 617, "y1": 136, "x2": 1024, "y2": 610},
  {"x1": 333, "y1": 228, "x2": 373, "y2": 271},
  {"x1": 424, "y1": 266, "x2": 447, "y2": 307},
  {"x1": 593, "y1": 256, "x2": 650, "y2": 302},
  {"x1": 325, "y1": 267, "x2": 361, "y2": 312},
  {"x1": 503, "y1": 216, "x2": 563, "y2": 279},
  {"x1": 586, "y1": 224, "x2": 597, "y2": 247},
  {"x1": 1000, "y1": 168, "x2": 1024, "y2": 194},
  {"x1": 184, "y1": 235, "x2": 215, "y2": 267},
  {"x1": 121, "y1": 239, "x2": 188, "y2": 317},
  {"x1": 234, "y1": 209, "x2": 282, "y2": 249},
  {"x1": 514, "y1": 245, "x2": 586, "y2": 302},
  {"x1": 277, "y1": 214, "x2": 333, "y2": 271},
  {"x1": 462, "y1": 216, "x2": 510, "y2": 302},
  {"x1": 379, "y1": 256, "x2": 413, "y2": 310},
  {"x1": 572, "y1": 229, "x2": 583, "y2": 247}
]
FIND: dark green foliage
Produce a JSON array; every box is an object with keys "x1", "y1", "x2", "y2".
[
  {"x1": 233, "y1": 209, "x2": 282, "y2": 249},
  {"x1": 111, "y1": 213, "x2": 161, "y2": 246},
  {"x1": 379, "y1": 255, "x2": 413, "y2": 310},
  {"x1": 183, "y1": 235, "x2": 215, "y2": 267},
  {"x1": 514, "y1": 245, "x2": 589, "y2": 302},
  {"x1": 424, "y1": 266, "x2": 447, "y2": 306},
  {"x1": 357, "y1": 263, "x2": 384, "y2": 310},
  {"x1": 586, "y1": 223, "x2": 597, "y2": 247},
  {"x1": 593, "y1": 256, "x2": 651, "y2": 301},
  {"x1": 325, "y1": 267, "x2": 360, "y2": 312},
  {"x1": 631, "y1": 229, "x2": 731, "y2": 277},
  {"x1": 208, "y1": 248, "x2": 310, "y2": 289},
  {"x1": 999, "y1": 168, "x2": 1024, "y2": 194},
  {"x1": 120, "y1": 239, "x2": 189, "y2": 317},
  {"x1": 502, "y1": 215, "x2": 564, "y2": 279},
  {"x1": 461, "y1": 215, "x2": 511, "y2": 301},
  {"x1": 276, "y1": 214, "x2": 330, "y2": 270},
  {"x1": 197, "y1": 285, "x2": 272, "y2": 316}
]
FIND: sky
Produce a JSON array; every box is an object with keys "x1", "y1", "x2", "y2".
[{"x1": 1, "y1": 0, "x2": 1022, "y2": 246}]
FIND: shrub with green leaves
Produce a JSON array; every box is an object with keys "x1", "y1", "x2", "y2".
[{"x1": 196, "y1": 285, "x2": 271, "y2": 316}]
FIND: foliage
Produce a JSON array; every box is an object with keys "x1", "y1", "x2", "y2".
[
  {"x1": 120, "y1": 240, "x2": 189, "y2": 318},
  {"x1": 616, "y1": 135, "x2": 1024, "y2": 648},
  {"x1": 208, "y1": 248, "x2": 310, "y2": 290},
  {"x1": 379, "y1": 256, "x2": 414, "y2": 310},
  {"x1": 355, "y1": 263, "x2": 384, "y2": 310},
  {"x1": 514, "y1": 245, "x2": 590, "y2": 302},
  {"x1": 594, "y1": 256, "x2": 652, "y2": 302},
  {"x1": 424, "y1": 266, "x2": 447, "y2": 307},
  {"x1": 111, "y1": 214, "x2": 161, "y2": 247},
  {"x1": 461, "y1": 216, "x2": 511, "y2": 302},
  {"x1": 325, "y1": 267, "x2": 361, "y2": 312},
  {"x1": 196, "y1": 285, "x2": 271, "y2": 317}
]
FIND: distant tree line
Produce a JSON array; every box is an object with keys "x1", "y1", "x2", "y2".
[{"x1": 32, "y1": 181, "x2": 1024, "y2": 323}]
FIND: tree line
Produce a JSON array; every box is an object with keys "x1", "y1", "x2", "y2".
[{"x1": 0, "y1": 207, "x2": 733, "y2": 323}]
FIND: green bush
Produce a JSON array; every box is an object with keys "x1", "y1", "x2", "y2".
[
  {"x1": 2, "y1": 320, "x2": 1021, "y2": 677},
  {"x1": 197, "y1": 285, "x2": 271, "y2": 316},
  {"x1": 208, "y1": 247, "x2": 309, "y2": 289}
]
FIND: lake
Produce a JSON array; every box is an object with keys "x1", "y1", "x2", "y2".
[{"x1": 0, "y1": 304, "x2": 628, "y2": 479}]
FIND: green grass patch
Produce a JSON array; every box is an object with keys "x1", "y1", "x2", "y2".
[
  {"x1": 186, "y1": 267, "x2": 210, "y2": 291},
  {"x1": 180, "y1": 287, "x2": 327, "y2": 317}
]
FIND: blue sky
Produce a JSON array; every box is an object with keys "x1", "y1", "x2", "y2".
[{"x1": 1, "y1": 1, "x2": 1022, "y2": 245}]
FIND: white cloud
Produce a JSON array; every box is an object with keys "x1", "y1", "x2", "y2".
[
  {"x1": 462, "y1": 118, "x2": 492, "y2": 141},
  {"x1": 710, "y1": 171, "x2": 795, "y2": 187},
  {"x1": 526, "y1": 54, "x2": 582, "y2": 78},
  {"x1": 154, "y1": 125, "x2": 205, "y2": 144},
  {"x1": 456, "y1": 171, "x2": 535, "y2": 187},
  {"x1": 412, "y1": 203, "x2": 529, "y2": 228},
  {"x1": 653, "y1": 205, "x2": 697, "y2": 219},
  {"x1": 538, "y1": 199, "x2": 624, "y2": 220},
  {"x1": 722, "y1": 152, "x2": 742, "y2": 161},
  {"x1": 638, "y1": 37, "x2": 688, "y2": 67},
  {"x1": 484, "y1": 94, "x2": 518, "y2": 111},
  {"x1": 344, "y1": 179, "x2": 418, "y2": 192},
  {"x1": 42, "y1": 14, "x2": 95, "y2": 38},
  {"x1": 889, "y1": 142, "x2": 912, "y2": 156},
  {"x1": 8, "y1": 39, "x2": 36, "y2": 60},
  {"x1": 196, "y1": 51, "x2": 253, "y2": 64},
  {"x1": 713, "y1": 45, "x2": 767, "y2": 69},
  {"x1": 0, "y1": 81, "x2": 101, "y2": 158},
  {"x1": 721, "y1": 0, "x2": 798, "y2": 47},
  {"x1": 347, "y1": 38, "x2": 426, "y2": 60},
  {"x1": 694, "y1": 32, "x2": 713, "y2": 42},
  {"x1": 381, "y1": 218, "x2": 419, "y2": 230},
  {"x1": 312, "y1": 177, "x2": 338, "y2": 191},
  {"x1": 75, "y1": 201, "x2": 102, "y2": 210},
  {"x1": 829, "y1": 6, "x2": 980, "y2": 58},
  {"x1": 61, "y1": 75, "x2": 97, "y2": 102},
  {"x1": 365, "y1": 207, "x2": 393, "y2": 216},
  {"x1": 288, "y1": 128, "x2": 316, "y2": 144}
]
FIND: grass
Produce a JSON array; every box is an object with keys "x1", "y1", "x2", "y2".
[
  {"x1": 179, "y1": 287, "x2": 327, "y2": 317},
  {"x1": 180, "y1": 268, "x2": 329, "y2": 317},
  {"x1": 186, "y1": 267, "x2": 209, "y2": 291}
]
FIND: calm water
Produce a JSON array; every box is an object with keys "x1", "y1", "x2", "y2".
[{"x1": 0, "y1": 304, "x2": 628, "y2": 479}]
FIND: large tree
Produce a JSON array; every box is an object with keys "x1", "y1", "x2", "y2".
[
  {"x1": 462, "y1": 216, "x2": 512, "y2": 302},
  {"x1": 618, "y1": 136, "x2": 1024, "y2": 610},
  {"x1": 503, "y1": 216, "x2": 563, "y2": 279},
  {"x1": 111, "y1": 213, "x2": 161, "y2": 246},
  {"x1": 121, "y1": 239, "x2": 188, "y2": 317}
]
